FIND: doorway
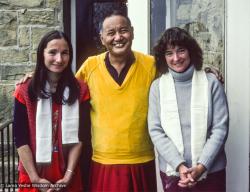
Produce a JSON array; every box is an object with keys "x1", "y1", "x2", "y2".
[{"x1": 66, "y1": 0, "x2": 127, "y2": 70}]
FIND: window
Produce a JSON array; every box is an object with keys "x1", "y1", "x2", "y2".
[{"x1": 151, "y1": 0, "x2": 225, "y2": 73}]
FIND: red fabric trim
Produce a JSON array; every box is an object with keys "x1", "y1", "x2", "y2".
[
  {"x1": 78, "y1": 79, "x2": 90, "y2": 102},
  {"x1": 18, "y1": 173, "x2": 38, "y2": 192},
  {"x1": 89, "y1": 160, "x2": 157, "y2": 192},
  {"x1": 82, "y1": 90, "x2": 90, "y2": 102},
  {"x1": 14, "y1": 84, "x2": 26, "y2": 104}
]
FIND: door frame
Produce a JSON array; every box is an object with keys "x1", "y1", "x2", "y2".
[{"x1": 225, "y1": 0, "x2": 250, "y2": 191}]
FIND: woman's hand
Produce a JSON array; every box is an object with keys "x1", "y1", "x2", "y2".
[
  {"x1": 177, "y1": 164, "x2": 196, "y2": 188},
  {"x1": 17, "y1": 145, "x2": 52, "y2": 191},
  {"x1": 30, "y1": 176, "x2": 52, "y2": 192},
  {"x1": 50, "y1": 169, "x2": 74, "y2": 191},
  {"x1": 178, "y1": 163, "x2": 206, "y2": 189},
  {"x1": 53, "y1": 142, "x2": 82, "y2": 191},
  {"x1": 188, "y1": 163, "x2": 207, "y2": 181}
]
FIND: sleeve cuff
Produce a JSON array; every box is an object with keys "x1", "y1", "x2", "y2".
[
  {"x1": 198, "y1": 156, "x2": 211, "y2": 170},
  {"x1": 172, "y1": 159, "x2": 186, "y2": 172}
]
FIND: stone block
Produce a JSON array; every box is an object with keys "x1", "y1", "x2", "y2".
[
  {"x1": 19, "y1": 27, "x2": 30, "y2": 47},
  {"x1": 199, "y1": 32, "x2": 211, "y2": 42},
  {"x1": 176, "y1": 0, "x2": 225, "y2": 72},
  {"x1": 0, "y1": 0, "x2": 43, "y2": 9},
  {"x1": 0, "y1": 11, "x2": 17, "y2": 25},
  {"x1": 19, "y1": 10, "x2": 55, "y2": 26},
  {"x1": 0, "y1": 81, "x2": 15, "y2": 124},
  {"x1": 0, "y1": 64, "x2": 35, "y2": 80},
  {"x1": 0, "y1": 28, "x2": 17, "y2": 46},
  {"x1": 31, "y1": 51, "x2": 37, "y2": 63},
  {"x1": 31, "y1": 27, "x2": 56, "y2": 49},
  {"x1": 177, "y1": 4, "x2": 191, "y2": 20},
  {"x1": 0, "y1": 49, "x2": 29, "y2": 63},
  {"x1": 203, "y1": 51, "x2": 224, "y2": 72},
  {"x1": 46, "y1": 0, "x2": 60, "y2": 8},
  {"x1": 0, "y1": 11, "x2": 17, "y2": 46}
]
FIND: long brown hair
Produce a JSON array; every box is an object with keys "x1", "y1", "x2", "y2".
[{"x1": 28, "y1": 30, "x2": 80, "y2": 105}]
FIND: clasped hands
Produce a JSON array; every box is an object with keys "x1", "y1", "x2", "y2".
[
  {"x1": 31, "y1": 170, "x2": 73, "y2": 192},
  {"x1": 178, "y1": 163, "x2": 206, "y2": 188}
]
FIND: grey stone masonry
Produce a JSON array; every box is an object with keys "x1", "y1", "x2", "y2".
[
  {"x1": 175, "y1": 0, "x2": 225, "y2": 73},
  {"x1": 0, "y1": 0, "x2": 63, "y2": 126}
]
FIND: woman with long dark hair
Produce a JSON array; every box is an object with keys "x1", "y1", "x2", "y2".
[{"x1": 13, "y1": 30, "x2": 89, "y2": 192}]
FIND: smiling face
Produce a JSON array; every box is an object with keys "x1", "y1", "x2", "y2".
[
  {"x1": 43, "y1": 38, "x2": 70, "y2": 74},
  {"x1": 165, "y1": 45, "x2": 191, "y2": 73},
  {"x1": 100, "y1": 15, "x2": 134, "y2": 57}
]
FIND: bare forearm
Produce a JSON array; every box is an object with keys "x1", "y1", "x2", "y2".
[
  {"x1": 66, "y1": 142, "x2": 82, "y2": 171},
  {"x1": 17, "y1": 145, "x2": 52, "y2": 192},
  {"x1": 55, "y1": 142, "x2": 82, "y2": 187},
  {"x1": 17, "y1": 145, "x2": 39, "y2": 182}
]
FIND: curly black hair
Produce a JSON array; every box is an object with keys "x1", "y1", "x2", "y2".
[{"x1": 153, "y1": 27, "x2": 203, "y2": 75}]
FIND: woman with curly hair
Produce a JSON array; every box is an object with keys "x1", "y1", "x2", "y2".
[{"x1": 148, "y1": 27, "x2": 229, "y2": 192}]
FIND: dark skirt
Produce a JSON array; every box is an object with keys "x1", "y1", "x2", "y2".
[{"x1": 160, "y1": 169, "x2": 226, "y2": 192}]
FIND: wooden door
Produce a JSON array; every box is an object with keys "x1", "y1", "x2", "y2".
[{"x1": 74, "y1": 0, "x2": 127, "y2": 70}]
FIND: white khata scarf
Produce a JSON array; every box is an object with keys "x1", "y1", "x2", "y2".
[
  {"x1": 36, "y1": 82, "x2": 79, "y2": 163},
  {"x1": 159, "y1": 69, "x2": 208, "y2": 179}
]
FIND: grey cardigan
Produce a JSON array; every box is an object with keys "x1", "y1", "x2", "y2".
[{"x1": 147, "y1": 65, "x2": 229, "y2": 174}]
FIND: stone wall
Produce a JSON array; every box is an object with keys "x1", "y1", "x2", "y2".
[
  {"x1": 0, "y1": 0, "x2": 63, "y2": 125},
  {"x1": 175, "y1": 0, "x2": 225, "y2": 72}
]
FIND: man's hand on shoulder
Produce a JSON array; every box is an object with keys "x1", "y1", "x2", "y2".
[
  {"x1": 16, "y1": 72, "x2": 34, "y2": 85},
  {"x1": 204, "y1": 66, "x2": 224, "y2": 84}
]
